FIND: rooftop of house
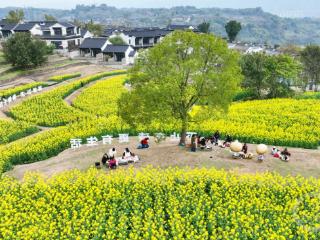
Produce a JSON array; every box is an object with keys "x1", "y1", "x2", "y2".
[
  {"x1": 103, "y1": 44, "x2": 131, "y2": 53},
  {"x1": 128, "y1": 50, "x2": 136, "y2": 57},
  {"x1": 0, "y1": 19, "x2": 8, "y2": 27},
  {"x1": 29, "y1": 21, "x2": 76, "y2": 29},
  {"x1": 80, "y1": 29, "x2": 89, "y2": 37},
  {"x1": 167, "y1": 24, "x2": 198, "y2": 31},
  {"x1": 14, "y1": 23, "x2": 38, "y2": 31},
  {"x1": 79, "y1": 37, "x2": 108, "y2": 49},
  {"x1": 123, "y1": 28, "x2": 172, "y2": 38},
  {"x1": 1, "y1": 23, "x2": 18, "y2": 31}
]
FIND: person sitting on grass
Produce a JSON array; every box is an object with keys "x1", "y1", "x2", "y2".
[
  {"x1": 123, "y1": 148, "x2": 135, "y2": 158},
  {"x1": 101, "y1": 152, "x2": 109, "y2": 165},
  {"x1": 212, "y1": 131, "x2": 220, "y2": 146},
  {"x1": 108, "y1": 157, "x2": 117, "y2": 169},
  {"x1": 280, "y1": 148, "x2": 291, "y2": 162},
  {"x1": 271, "y1": 147, "x2": 279, "y2": 156},
  {"x1": 108, "y1": 148, "x2": 117, "y2": 159},
  {"x1": 222, "y1": 134, "x2": 232, "y2": 148},
  {"x1": 138, "y1": 137, "x2": 149, "y2": 149},
  {"x1": 239, "y1": 143, "x2": 248, "y2": 159},
  {"x1": 199, "y1": 137, "x2": 207, "y2": 150}
]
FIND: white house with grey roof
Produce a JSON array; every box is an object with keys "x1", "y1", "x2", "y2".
[
  {"x1": 102, "y1": 44, "x2": 136, "y2": 65},
  {"x1": 107, "y1": 28, "x2": 172, "y2": 50},
  {"x1": 1, "y1": 20, "x2": 91, "y2": 51},
  {"x1": 79, "y1": 38, "x2": 109, "y2": 57}
]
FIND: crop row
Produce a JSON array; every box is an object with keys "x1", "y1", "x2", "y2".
[
  {"x1": 0, "y1": 168, "x2": 319, "y2": 239},
  {"x1": 0, "y1": 119, "x2": 38, "y2": 144},
  {"x1": 0, "y1": 82, "x2": 47, "y2": 98},
  {"x1": 48, "y1": 73, "x2": 81, "y2": 82},
  {"x1": 9, "y1": 70, "x2": 126, "y2": 127}
]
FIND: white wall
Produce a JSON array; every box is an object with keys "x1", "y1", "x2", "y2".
[
  {"x1": 30, "y1": 24, "x2": 42, "y2": 36},
  {"x1": 50, "y1": 23, "x2": 67, "y2": 36}
]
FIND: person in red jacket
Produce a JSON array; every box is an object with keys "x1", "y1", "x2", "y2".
[
  {"x1": 108, "y1": 157, "x2": 117, "y2": 169},
  {"x1": 137, "y1": 137, "x2": 149, "y2": 149}
]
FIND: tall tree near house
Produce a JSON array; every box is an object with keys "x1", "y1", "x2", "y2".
[
  {"x1": 118, "y1": 31, "x2": 242, "y2": 145},
  {"x1": 225, "y1": 20, "x2": 242, "y2": 42},
  {"x1": 241, "y1": 53, "x2": 301, "y2": 99},
  {"x1": 44, "y1": 14, "x2": 56, "y2": 21},
  {"x1": 85, "y1": 19, "x2": 103, "y2": 36},
  {"x1": 2, "y1": 33, "x2": 48, "y2": 69},
  {"x1": 109, "y1": 36, "x2": 126, "y2": 45},
  {"x1": 6, "y1": 9, "x2": 24, "y2": 24},
  {"x1": 264, "y1": 54, "x2": 301, "y2": 98},
  {"x1": 240, "y1": 53, "x2": 267, "y2": 99},
  {"x1": 198, "y1": 21, "x2": 211, "y2": 33},
  {"x1": 300, "y1": 45, "x2": 320, "y2": 91}
]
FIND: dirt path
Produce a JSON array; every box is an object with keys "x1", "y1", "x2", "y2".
[
  {"x1": 0, "y1": 64, "x2": 115, "y2": 90},
  {"x1": 6, "y1": 138, "x2": 320, "y2": 180}
]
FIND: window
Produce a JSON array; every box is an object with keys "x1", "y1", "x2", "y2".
[
  {"x1": 53, "y1": 28, "x2": 62, "y2": 36},
  {"x1": 66, "y1": 28, "x2": 74, "y2": 36}
]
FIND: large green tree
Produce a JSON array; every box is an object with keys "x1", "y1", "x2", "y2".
[
  {"x1": 198, "y1": 21, "x2": 211, "y2": 34},
  {"x1": 44, "y1": 14, "x2": 56, "y2": 21},
  {"x1": 2, "y1": 33, "x2": 48, "y2": 69},
  {"x1": 241, "y1": 53, "x2": 301, "y2": 99},
  {"x1": 109, "y1": 36, "x2": 126, "y2": 45},
  {"x1": 6, "y1": 9, "x2": 24, "y2": 24},
  {"x1": 225, "y1": 20, "x2": 242, "y2": 42},
  {"x1": 300, "y1": 45, "x2": 320, "y2": 91},
  {"x1": 118, "y1": 31, "x2": 242, "y2": 144},
  {"x1": 85, "y1": 20, "x2": 103, "y2": 36}
]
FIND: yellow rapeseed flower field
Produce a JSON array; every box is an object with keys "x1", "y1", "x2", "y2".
[
  {"x1": 9, "y1": 70, "x2": 126, "y2": 127},
  {"x1": 0, "y1": 119, "x2": 38, "y2": 144},
  {"x1": 0, "y1": 167, "x2": 319, "y2": 239}
]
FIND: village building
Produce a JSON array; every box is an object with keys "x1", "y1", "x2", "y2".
[
  {"x1": 102, "y1": 44, "x2": 136, "y2": 64},
  {"x1": 79, "y1": 37, "x2": 109, "y2": 57},
  {"x1": 0, "y1": 20, "x2": 91, "y2": 51}
]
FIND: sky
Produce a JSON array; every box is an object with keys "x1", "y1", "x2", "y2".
[{"x1": 1, "y1": 0, "x2": 320, "y2": 18}]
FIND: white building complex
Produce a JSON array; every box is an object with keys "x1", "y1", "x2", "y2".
[{"x1": 0, "y1": 20, "x2": 92, "y2": 51}]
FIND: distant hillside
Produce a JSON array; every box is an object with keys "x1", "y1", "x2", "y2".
[{"x1": 1, "y1": 5, "x2": 320, "y2": 45}]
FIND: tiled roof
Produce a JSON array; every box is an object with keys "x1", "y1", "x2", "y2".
[
  {"x1": 103, "y1": 44, "x2": 130, "y2": 53},
  {"x1": 1, "y1": 23, "x2": 18, "y2": 31},
  {"x1": 14, "y1": 23, "x2": 37, "y2": 31},
  {"x1": 79, "y1": 38, "x2": 108, "y2": 49}
]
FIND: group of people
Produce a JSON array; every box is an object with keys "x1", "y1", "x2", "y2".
[
  {"x1": 100, "y1": 137, "x2": 150, "y2": 170},
  {"x1": 101, "y1": 147, "x2": 137, "y2": 169},
  {"x1": 190, "y1": 131, "x2": 234, "y2": 152},
  {"x1": 191, "y1": 131, "x2": 293, "y2": 162},
  {"x1": 271, "y1": 147, "x2": 291, "y2": 162}
]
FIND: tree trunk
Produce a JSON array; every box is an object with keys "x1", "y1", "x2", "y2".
[{"x1": 179, "y1": 120, "x2": 188, "y2": 146}]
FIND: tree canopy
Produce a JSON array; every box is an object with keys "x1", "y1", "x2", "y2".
[
  {"x1": 225, "y1": 20, "x2": 242, "y2": 42},
  {"x1": 198, "y1": 21, "x2": 211, "y2": 34},
  {"x1": 118, "y1": 31, "x2": 242, "y2": 144},
  {"x1": 109, "y1": 36, "x2": 126, "y2": 45},
  {"x1": 85, "y1": 20, "x2": 103, "y2": 36},
  {"x1": 240, "y1": 53, "x2": 301, "y2": 99},
  {"x1": 2, "y1": 33, "x2": 49, "y2": 69},
  {"x1": 6, "y1": 9, "x2": 24, "y2": 24},
  {"x1": 300, "y1": 45, "x2": 320, "y2": 91},
  {"x1": 44, "y1": 14, "x2": 56, "y2": 21}
]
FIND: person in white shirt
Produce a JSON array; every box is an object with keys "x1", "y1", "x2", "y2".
[
  {"x1": 108, "y1": 148, "x2": 117, "y2": 159},
  {"x1": 123, "y1": 148, "x2": 133, "y2": 158}
]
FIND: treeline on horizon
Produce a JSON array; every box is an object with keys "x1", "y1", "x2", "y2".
[{"x1": 1, "y1": 5, "x2": 320, "y2": 45}]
